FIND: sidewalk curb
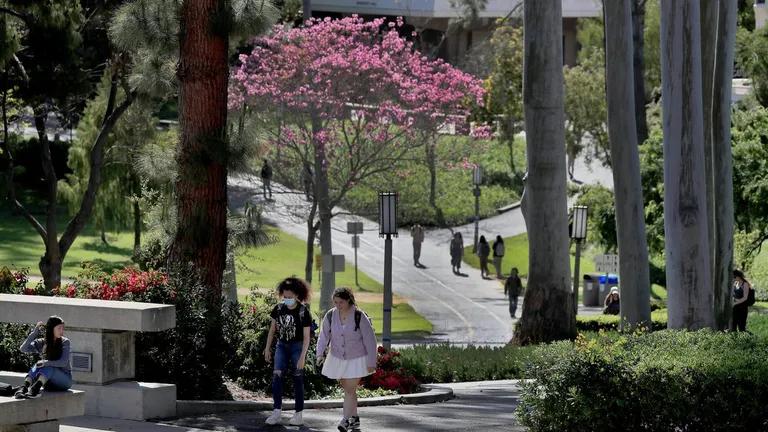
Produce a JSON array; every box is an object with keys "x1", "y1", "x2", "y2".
[
  {"x1": 497, "y1": 201, "x2": 521, "y2": 214},
  {"x1": 176, "y1": 385, "x2": 453, "y2": 417}
]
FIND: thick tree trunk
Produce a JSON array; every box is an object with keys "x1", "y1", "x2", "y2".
[
  {"x1": 700, "y1": 0, "x2": 717, "y2": 298},
  {"x1": 513, "y1": 0, "x2": 576, "y2": 345},
  {"x1": 171, "y1": 0, "x2": 230, "y2": 300},
  {"x1": 660, "y1": 0, "x2": 713, "y2": 330},
  {"x1": 712, "y1": 0, "x2": 737, "y2": 331},
  {"x1": 632, "y1": 0, "x2": 649, "y2": 145},
  {"x1": 314, "y1": 118, "x2": 336, "y2": 311},
  {"x1": 39, "y1": 253, "x2": 63, "y2": 293},
  {"x1": 604, "y1": 0, "x2": 652, "y2": 332}
]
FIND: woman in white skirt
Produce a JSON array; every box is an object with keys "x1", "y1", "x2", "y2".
[{"x1": 316, "y1": 287, "x2": 378, "y2": 432}]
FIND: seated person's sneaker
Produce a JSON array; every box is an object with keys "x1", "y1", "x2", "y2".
[
  {"x1": 27, "y1": 381, "x2": 43, "y2": 398},
  {"x1": 13, "y1": 385, "x2": 28, "y2": 399}
]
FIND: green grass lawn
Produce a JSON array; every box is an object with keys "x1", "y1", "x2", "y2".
[
  {"x1": 341, "y1": 137, "x2": 526, "y2": 227},
  {"x1": 236, "y1": 226, "x2": 383, "y2": 293},
  {"x1": 462, "y1": 233, "x2": 668, "y2": 300},
  {"x1": 0, "y1": 207, "x2": 135, "y2": 277},
  {"x1": 0, "y1": 207, "x2": 431, "y2": 340}
]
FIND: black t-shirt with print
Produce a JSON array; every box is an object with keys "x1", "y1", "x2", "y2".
[{"x1": 270, "y1": 303, "x2": 312, "y2": 343}]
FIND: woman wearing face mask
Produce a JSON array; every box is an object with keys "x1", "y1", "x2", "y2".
[
  {"x1": 264, "y1": 277, "x2": 313, "y2": 426},
  {"x1": 317, "y1": 287, "x2": 377, "y2": 432},
  {"x1": 15, "y1": 315, "x2": 71, "y2": 399}
]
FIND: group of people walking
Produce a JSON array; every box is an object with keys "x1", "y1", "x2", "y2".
[{"x1": 447, "y1": 232, "x2": 506, "y2": 278}]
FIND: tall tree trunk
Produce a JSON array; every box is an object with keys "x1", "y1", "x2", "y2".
[
  {"x1": 304, "y1": 202, "x2": 319, "y2": 284},
  {"x1": 314, "y1": 118, "x2": 336, "y2": 311},
  {"x1": 604, "y1": 0, "x2": 652, "y2": 332},
  {"x1": 427, "y1": 143, "x2": 437, "y2": 208},
  {"x1": 712, "y1": 0, "x2": 737, "y2": 331},
  {"x1": 632, "y1": 0, "x2": 649, "y2": 145},
  {"x1": 660, "y1": 0, "x2": 714, "y2": 330},
  {"x1": 171, "y1": 0, "x2": 230, "y2": 300},
  {"x1": 513, "y1": 0, "x2": 576, "y2": 345},
  {"x1": 133, "y1": 199, "x2": 141, "y2": 250},
  {"x1": 700, "y1": 0, "x2": 717, "y2": 301}
]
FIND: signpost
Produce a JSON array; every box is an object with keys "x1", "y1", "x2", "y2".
[
  {"x1": 595, "y1": 254, "x2": 620, "y2": 274},
  {"x1": 347, "y1": 222, "x2": 364, "y2": 286}
]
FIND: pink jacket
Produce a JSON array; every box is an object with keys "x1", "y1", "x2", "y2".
[{"x1": 316, "y1": 306, "x2": 378, "y2": 368}]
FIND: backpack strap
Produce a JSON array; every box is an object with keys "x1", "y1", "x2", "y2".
[
  {"x1": 325, "y1": 309, "x2": 334, "y2": 336},
  {"x1": 354, "y1": 309, "x2": 364, "y2": 331}
]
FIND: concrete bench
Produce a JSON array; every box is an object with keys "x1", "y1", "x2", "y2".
[
  {"x1": 0, "y1": 294, "x2": 177, "y2": 421},
  {"x1": 0, "y1": 388, "x2": 84, "y2": 432}
]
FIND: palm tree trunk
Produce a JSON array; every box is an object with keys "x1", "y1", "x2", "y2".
[
  {"x1": 632, "y1": 0, "x2": 649, "y2": 145},
  {"x1": 701, "y1": 0, "x2": 717, "y2": 300},
  {"x1": 170, "y1": 0, "x2": 230, "y2": 300},
  {"x1": 712, "y1": 0, "x2": 737, "y2": 331},
  {"x1": 513, "y1": 0, "x2": 576, "y2": 345},
  {"x1": 604, "y1": 0, "x2": 652, "y2": 332},
  {"x1": 660, "y1": 0, "x2": 713, "y2": 330}
]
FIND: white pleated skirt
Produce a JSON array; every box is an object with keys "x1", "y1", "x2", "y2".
[{"x1": 322, "y1": 353, "x2": 372, "y2": 379}]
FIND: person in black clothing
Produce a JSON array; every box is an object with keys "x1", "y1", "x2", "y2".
[
  {"x1": 733, "y1": 269, "x2": 752, "y2": 332},
  {"x1": 504, "y1": 268, "x2": 522, "y2": 318},
  {"x1": 264, "y1": 277, "x2": 313, "y2": 426},
  {"x1": 261, "y1": 159, "x2": 273, "y2": 200},
  {"x1": 603, "y1": 287, "x2": 620, "y2": 316}
]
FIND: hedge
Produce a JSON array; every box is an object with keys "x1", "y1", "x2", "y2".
[{"x1": 516, "y1": 329, "x2": 768, "y2": 431}]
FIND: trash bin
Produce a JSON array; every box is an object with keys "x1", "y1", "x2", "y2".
[
  {"x1": 598, "y1": 275, "x2": 609, "y2": 300},
  {"x1": 582, "y1": 273, "x2": 601, "y2": 307},
  {"x1": 607, "y1": 274, "x2": 619, "y2": 292}
]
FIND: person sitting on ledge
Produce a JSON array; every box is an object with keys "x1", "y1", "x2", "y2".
[
  {"x1": 603, "y1": 287, "x2": 621, "y2": 316},
  {"x1": 15, "y1": 315, "x2": 72, "y2": 399}
]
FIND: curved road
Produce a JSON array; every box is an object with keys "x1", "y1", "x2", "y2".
[{"x1": 228, "y1": 156, "x2": 610, "y2": 345}]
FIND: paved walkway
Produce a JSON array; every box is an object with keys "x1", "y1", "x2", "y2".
[
  {"x1": 61, "y1": 381, "x2": 525, "y2": 431},
  {"x1": 229, "y1": 169, "x2": 604, "y2": 346}
]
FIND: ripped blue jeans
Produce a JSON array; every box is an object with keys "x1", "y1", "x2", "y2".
[
  {"x1": 27, "y1": 365, "x2": 72, "y2": 391},
  {"x1": 273, "y1": 341, "x2": 305, "y2": 412}
]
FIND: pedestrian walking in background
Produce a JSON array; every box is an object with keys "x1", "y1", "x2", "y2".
[
  {"x1": 504, "y1": 268, "x2": 522, "y2": 318},
  {"x1": 477, "y1": 235, "x2": 491, "y2": 278},
  {"x1": 261, "y1": 159, "x2": 273, "y2": 200},
  {"x1": 411, "y1": 223, "x2": 425, "y2": 267},
  {"x1": 450, "y1": 232, "x2": 464, "y2": 274},
  {"x1": 492, "y1": 235, "x2": 505, "y2": 278}
]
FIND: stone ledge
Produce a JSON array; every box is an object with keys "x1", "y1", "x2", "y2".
[
  {"x1": 0, "y1": 390, "x2": 85, "y2": 426},
  {"x1": 0, "y1": 294, "x2": 175, "y2": 332},
  {"x1": 175, "y1": 385, "x2": 453, "y2": 417}
]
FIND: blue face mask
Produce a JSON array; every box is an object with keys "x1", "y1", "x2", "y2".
[{"x1": 283, "y1": 298, "x2": 296, "y2": 307}]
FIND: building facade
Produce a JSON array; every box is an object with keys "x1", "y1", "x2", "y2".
[{"x1": 310, "y1": 0, "x2": 602, "y2": 66}]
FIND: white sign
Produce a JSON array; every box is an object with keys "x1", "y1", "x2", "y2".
[{"x1": 595, "y1": 254, "x2": 619, "y2": 274}]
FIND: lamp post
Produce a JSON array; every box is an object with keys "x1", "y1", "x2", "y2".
[
  {"x1": 571, "y1": 206, "x2": 588, "y2": 316},
  {"x1": 472, "y1": 166, "x2": 483, "y2": 253},
  {"x1": 379, "y1": 192, "x2": 398, "y2": 349}
]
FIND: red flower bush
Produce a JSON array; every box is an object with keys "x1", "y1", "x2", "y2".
[
  {"x1": 362, "y1": 347, "x2": 419, "y2": 394},
  {"x1": 60, "y1": 264, "x2": 169, "y2": 302}
]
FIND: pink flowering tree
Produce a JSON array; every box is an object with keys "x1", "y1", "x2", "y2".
[{"x1": 229, "y1": 16, "x2": 484, "y2": 309}]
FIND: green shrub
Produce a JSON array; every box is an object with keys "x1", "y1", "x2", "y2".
[
  {"x1": 399, "y1": 343, "x2": 539, "y2": 383},
  {"x1": 517, "y1": 330, "x2": 768, "y2": 431},
  {"x1": 576, "y1": 309, "x2": 668, "y2": 332}
]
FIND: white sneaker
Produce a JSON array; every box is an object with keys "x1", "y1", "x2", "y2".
[
  {"x1": 289, "y1": 411, "x2": 304, "y2": 426},
  {"x1": 265, "y1": 409, "x2": 282, "y2": 425}
]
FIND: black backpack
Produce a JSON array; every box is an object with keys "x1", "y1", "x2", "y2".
[
  {"x1": 0, "y1": 382, "x2": 17, "y2": 397},
  {"x1": 325, "y1": 308, "x2": 372, "y2": 334},
  {"x1": 747, "y1": 286, "x2": 756, "y2": 307}
]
